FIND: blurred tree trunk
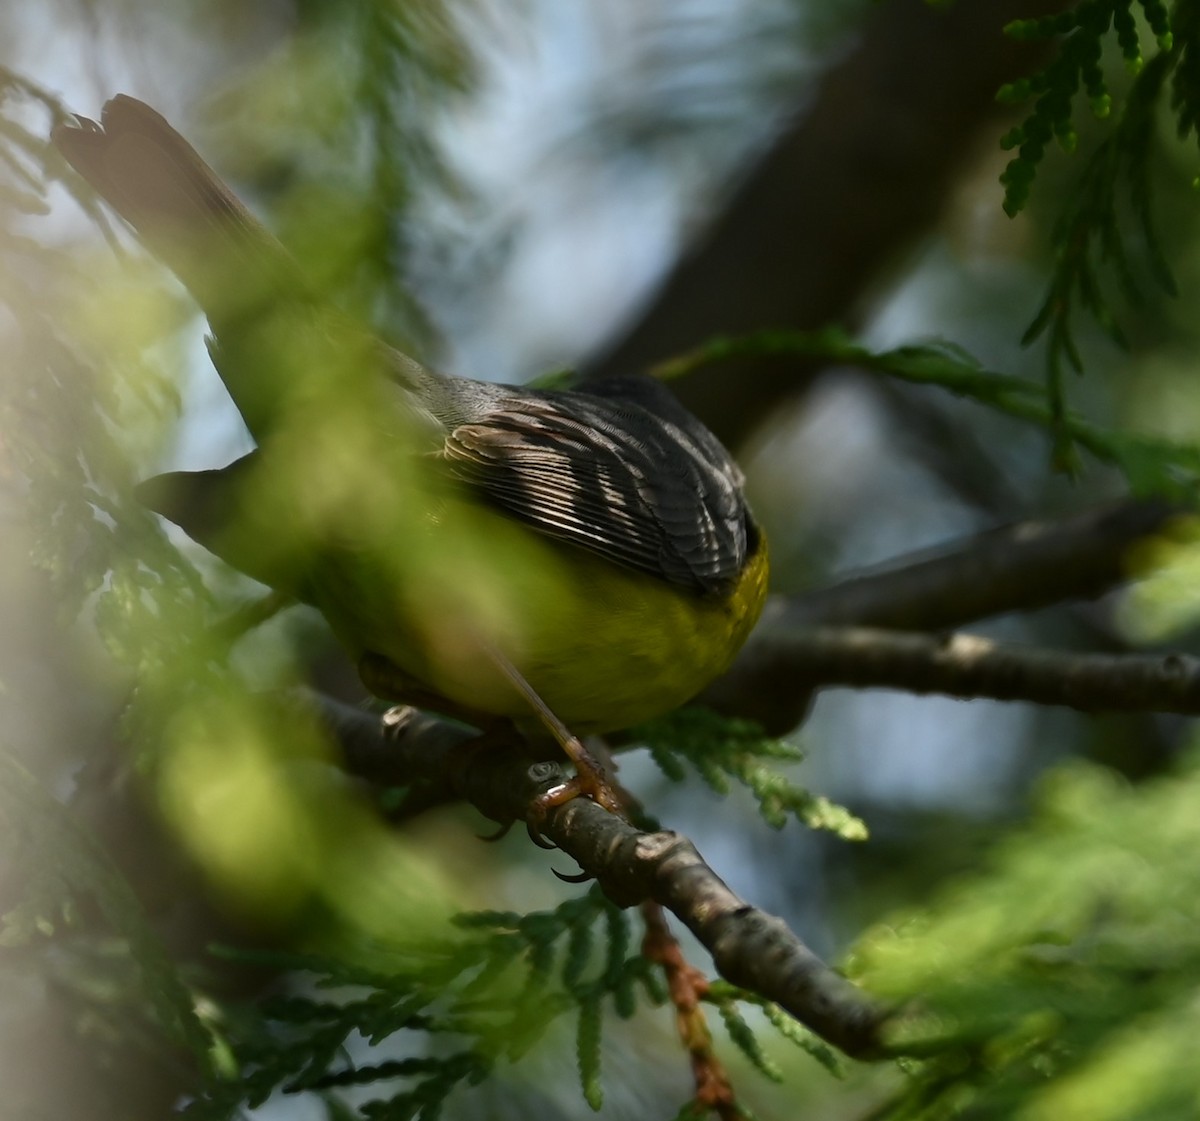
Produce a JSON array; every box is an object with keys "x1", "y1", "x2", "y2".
[{"x1": 585, "y1": 0, "x2": 1068, "y2": 448}]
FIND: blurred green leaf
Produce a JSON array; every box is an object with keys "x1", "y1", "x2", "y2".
[{"x1": 853, "y1": 751, "x2": 1200, "y2": 1118}]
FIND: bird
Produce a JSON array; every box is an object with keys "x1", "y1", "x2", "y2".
[{"x1": 52, "y1": 95, "x2": 769, "y2": 816}]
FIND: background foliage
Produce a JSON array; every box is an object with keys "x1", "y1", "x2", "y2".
[{"x1": 6, "y1": 1, "x2": 1200, "y2": 1118}]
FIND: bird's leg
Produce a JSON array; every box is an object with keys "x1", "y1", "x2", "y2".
[
  {"x1": 361, "y1": 648, "x2": 627, "y2": 837},
  {"x1": 485, "y1": 646, "x2": 627, "y2": 822}
]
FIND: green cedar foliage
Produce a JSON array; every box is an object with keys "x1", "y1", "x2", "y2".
[
  {"x1": 0, "y1": 751, "x2": 215, "y2": 1074},
  {"x1": 657, "y1": 326, "x2": 1200, "y2": 490},
  {"x1": 8, "y1": 2, "x2": 1200, "y2": 1118},
  {"x1": 640, "y1": 708, "x2": 868, "y2": 840},
  {"x1": 1, "y1": 47, "x2": 844, "y2": 1121},
  {"x1": 853, "y1": 752, "x2": 1200, "y2": 1120},
  {"x1": 995, "y1": 2, "x2": 1200, "y2": 450}
]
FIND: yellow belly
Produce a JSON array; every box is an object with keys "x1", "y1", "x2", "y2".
[{"x1": 316, "y1": 497, "x2": 769, "y2": 735}]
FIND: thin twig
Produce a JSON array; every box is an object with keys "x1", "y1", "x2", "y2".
[{"x1": 641, "y1": 900, "x2": 743, "y2": 1120}]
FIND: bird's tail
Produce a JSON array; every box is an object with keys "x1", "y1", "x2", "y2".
[
  {"x1": 52, "y1": 96, "x2": 373, "y2": 439},
  {"x1": 54, "y1": 95, "x2": 451, "y2": 439},
  {"x1": 53, "y1": 95, "x2": 305, "y2": 323}
]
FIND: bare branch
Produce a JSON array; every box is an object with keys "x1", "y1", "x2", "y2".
[
  {"x1": 307, "y1": 693, "x2": 890, "y2": 1058},
  {"x1": 784, "y1": 498, "x2": 1180, "y2": 631},
  {"x1": 742, "y1": 625, "x2": 1200, "y2": 715},
  {"x1": 703, "y1": 498, "x2": 1182, "y2": 731}
]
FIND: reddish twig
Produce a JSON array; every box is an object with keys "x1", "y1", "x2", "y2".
[{"x1": 642, "y1": 900, "x2": 744, "y2": 1120}]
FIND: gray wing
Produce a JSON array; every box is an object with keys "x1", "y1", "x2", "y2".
[{"x1": 441, "y1": 376, "x2": 754, "y2": 596}]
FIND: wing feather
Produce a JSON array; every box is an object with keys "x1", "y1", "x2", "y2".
[{"x1": 441, "y1": 378, "x2": 752, "y2": 595}]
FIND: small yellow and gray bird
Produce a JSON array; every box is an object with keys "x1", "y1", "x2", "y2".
[{"x1": 53, "y1": 96, "x2": 768, "y2": 813}]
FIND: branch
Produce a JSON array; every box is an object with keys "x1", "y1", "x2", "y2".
[
  {"x1": 743, "y1": 626, "x2": 1200, "y2": 715},
  {"x1": 307, "y1": 693, "x2": 890, "y2": 1059},
  {"x1": 780, "y1": 497, "x2": 1178, "y2": 631},
  {"x1": 703, "y1": 498, "x2": 1182, "y2": 732}
]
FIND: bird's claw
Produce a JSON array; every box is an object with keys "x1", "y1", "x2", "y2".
[{"x1": 476, "y1": 820, "x2": 514, "y2": 843}]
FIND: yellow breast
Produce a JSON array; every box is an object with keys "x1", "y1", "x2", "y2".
[{"x1": 317, "y1": 496, "x2": 769, "y2": 736}]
